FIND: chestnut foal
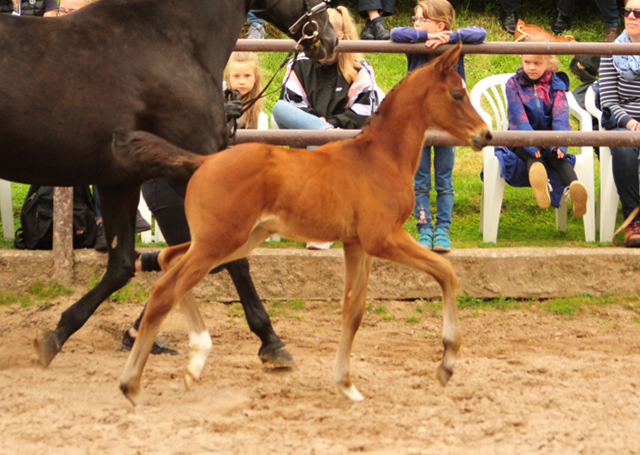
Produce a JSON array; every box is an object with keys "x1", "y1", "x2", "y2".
[{"x1": 117, "y1": 44, "x2": 491, "y2": 404}]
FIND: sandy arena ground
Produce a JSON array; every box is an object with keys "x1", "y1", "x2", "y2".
[{"x1": 1, "y1": 293, "x2": 639, "y2": 455}]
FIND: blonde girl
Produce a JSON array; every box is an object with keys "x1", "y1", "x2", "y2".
[{"x1": 224, "y1": 52, "x2": 264, "y2": 130}]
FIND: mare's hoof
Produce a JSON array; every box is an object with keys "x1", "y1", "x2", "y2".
[
  {"x1": 259, "y1": 345, "x2": 294, "y2": 366},
  {"x1": 33, "y1": 330, "x2": 61, "y2": 367},
  {"x1": 436, "y1": 365, "x2": 453, "y2": 387}
]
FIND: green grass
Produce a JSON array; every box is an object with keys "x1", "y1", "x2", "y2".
[{"x1": 0, "y1": 2, "x2": 620, "y2": 249}]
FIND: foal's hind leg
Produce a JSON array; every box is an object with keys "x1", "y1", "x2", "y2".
[
  {"x1": 367, "y1": 228, "x2": 461, "y2": 386},
  {"x1": 179, "y1": 291, "x2": 212, "y2": 390},
  {"x1": 333, "y1": 242, "x2": 373, "y2": 401},
  {"x1": 119, "y1": 249, "x2": 215, "y2": 405},
  {"x1": 368, "y1": 228, "x2": 462, "y2": 386}
]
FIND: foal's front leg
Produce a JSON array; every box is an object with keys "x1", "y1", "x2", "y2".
[
  {"x1": 333, "y1": 242, "x2": 373, "y2": 401},
  {"x1": 367, "y1": 228, "x2": 461, "y2": 386}
]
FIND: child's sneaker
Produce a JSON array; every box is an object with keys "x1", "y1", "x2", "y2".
[
  {"x1": 569, "y1": 181, "x2": 588, "y2": 217},
  {"x1": 418, "y1": 229, "x2": 433, "y2": 249},
  {"x1": 432, "y1": 228, "x2": 451, "y2": 252},
  {"x1": 529, "y1": 162, "x2": 550, "y2": 209}
]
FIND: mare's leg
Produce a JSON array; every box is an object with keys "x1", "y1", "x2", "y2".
[
  {"x1": 333, "y1": 242, "x2": 373, "y2": 401},
  {"x1": 366, "y1": 227, "x2": 460, "y2": 386},
  {"x1": 224, "y1": 258, "x2": 293, "y2": 365},
  {"x1": 34, "y1": 185, "x2": 139, "y2": 366}
]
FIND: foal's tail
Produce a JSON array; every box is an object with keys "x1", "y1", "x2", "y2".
[{"x1": 111, "y1": 129, "x2": 207, "y2": 196}]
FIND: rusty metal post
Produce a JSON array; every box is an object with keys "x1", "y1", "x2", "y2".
[{"x1": 53, "y1": 186, "x2": 74, "y2": 287}]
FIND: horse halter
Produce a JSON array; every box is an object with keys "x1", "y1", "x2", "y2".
[{"x1": 250, "y1": 0, "x2": 328, "y2": 48}]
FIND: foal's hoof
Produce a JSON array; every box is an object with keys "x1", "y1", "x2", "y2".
[
  {"x1": 259, "y1": 346, "x2": 294, "y2": 366},
  {"x1": 184, "y1": 372, "x2": 196, "y2": 391},
  {"x1": 33, "y1": 330, "x2": 61, "y2": 367},
  {"x1": 336, "y1": 384, "x2": 364, "y2": 402},
  {"x1": 119, "y1": 382, "x2": 146, "y2": 406},
  {"x1": 436, "y1": 364, "x2": 453, "y2": 387}
]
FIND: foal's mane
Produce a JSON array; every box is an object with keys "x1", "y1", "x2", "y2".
[{"x1": 360, "y1": 57, "x2": 440, "y2": 134}]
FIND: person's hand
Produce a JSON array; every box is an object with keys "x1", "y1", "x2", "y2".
[
  {"x1": 425, "y1": 31, "x2": 452, "y2": 49},
  {"x1": 627, "y1": 119, "x2": 640, "y2": 131},
  {"x1": 555, "y1": 148, "x2": 565, "y2": 159},
  {"x1": 534, "y1": 149, "x2": 541, "y2": 158},
  {"x1": 225, "y1": 99, "x2": 243, "y2": 121}
]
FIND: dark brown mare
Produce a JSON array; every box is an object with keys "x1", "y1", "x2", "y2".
[
  {"x1": 114, "y1": 44, "x2": 492, "y2": 404},
  {"x1": 0, "y1": 0, "x2": 337, "y2": 367}
]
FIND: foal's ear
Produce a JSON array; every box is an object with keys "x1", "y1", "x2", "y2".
[{"x1": 434, "y1": 42, "x2": 462, "y2": 79}]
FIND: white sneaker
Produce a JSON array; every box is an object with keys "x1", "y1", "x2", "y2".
[
  {"x1": 306, "y1": 242, "x2": 332, "y2": 250},
  {"x1": 247, "y1": 23, "x2": 266, "y2": 39}
]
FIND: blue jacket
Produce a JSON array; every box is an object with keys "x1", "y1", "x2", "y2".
[
  {"x1": 389, "y1": 26, "x2": 487, "y2": 81},
  {"x1": 490, "y1": 69, "x2": 575, "y2": 208},
  {"x1": 506, "y1": 68, "x2": 571, "y2": 156}
]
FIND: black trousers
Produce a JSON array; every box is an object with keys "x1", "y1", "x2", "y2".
[
  {"x1": 512, "y1": 147, "x2": 577, "y2": 187},
  {"x1": 358, "y1": 0, "x2": 394, "y2": 18}
]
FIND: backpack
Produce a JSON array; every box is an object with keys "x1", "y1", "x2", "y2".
[{"x1": 14, "y1": 185, "x2": 97, "y2": 250}]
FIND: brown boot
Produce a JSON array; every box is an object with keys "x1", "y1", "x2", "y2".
[{"x1": 604, "y1": 25, "x2": 621, "y2": 43}]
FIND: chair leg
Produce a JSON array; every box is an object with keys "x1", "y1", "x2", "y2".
[
  {"x1": 482, "y1": 154, "x2": 505, "y2": 243},
  {"x1": 0, "y1": 179, "x2": 14, "y2": 239}
]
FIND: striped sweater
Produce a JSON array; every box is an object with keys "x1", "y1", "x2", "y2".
[{"x1": 599, "y1": 55, "x2": 640, "y2": 128}]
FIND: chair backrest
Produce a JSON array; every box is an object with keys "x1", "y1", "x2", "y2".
[
  {"x1": 469, "y1": 73, "x2": 515, "y2": 132},
  {"x1": 584, "y1": 85, "x2": 603, "y2": 130}
]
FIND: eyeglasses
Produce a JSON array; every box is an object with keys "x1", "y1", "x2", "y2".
[
  {"x1": 623, "y1": 7, "x2": 640, "y2": 19},
  {"x1": 411, "y1": 16, "x2": 435, "y2": 24}
]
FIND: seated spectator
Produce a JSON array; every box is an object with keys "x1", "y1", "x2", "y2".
[
  {"x1": 272, "y1": 5, "x2": 385, "y2": 250},
  {"x1": 599, "y1": 0, "x2": 640, "y2": 246}
]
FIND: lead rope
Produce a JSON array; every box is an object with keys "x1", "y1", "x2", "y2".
[{"x1": 612, "y1": 204, "x2": 640, "y2": 246}]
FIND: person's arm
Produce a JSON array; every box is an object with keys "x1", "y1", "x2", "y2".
[
  {"x1": 449, "y1": 26, "x2": 487, "y2": 45},
  {"x1": 506, "y1": 77, "x2": 539, "y2": 156},
  {"x1": 278, "y1": 60, "x2": 320, "y2": 117},
  {"x1": 327, "y1": 63, "x2": 384, "y2": 129},
  {"x1": 599, "y1": 55, "x2": 635, "y2": 129},
  {"x1": 390, "y1": 27, "x2": 428, "y2": 43},
  {"x1": 44, "y1": 0, "x2": 58, "y2": 16},
  {"x1": 551, "y1": 90, "x2": 571, "y2": 156}
]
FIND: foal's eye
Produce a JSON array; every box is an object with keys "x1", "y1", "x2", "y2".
[{"x1": 452, "y1": 92, "x2": 464, "y2": 101}]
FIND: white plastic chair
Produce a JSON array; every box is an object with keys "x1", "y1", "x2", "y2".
[
  {"x1": 0, "y1": 179, "x2": 14, "y2": 239},
  {"x1": 470, "y1": 73, "x2": 596, "y2": 243},
  {"x1": 584, "y1": 85, "x2": 619, "y2": 243}
]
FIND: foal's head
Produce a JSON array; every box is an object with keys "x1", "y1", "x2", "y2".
[{"x1": 397, "y1": 44, "x2": 491, "y2": 151}]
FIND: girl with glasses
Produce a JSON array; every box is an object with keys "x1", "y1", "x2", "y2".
[{"x1": 389, "y1": 0, "x2": 485, "y2": 252}]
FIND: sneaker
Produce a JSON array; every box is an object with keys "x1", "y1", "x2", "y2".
[
  {"x1": 624, "y1": 223, "x2": 640, "y2": 248},
  {"x1": 360, "y1": 19, "x2": 389, "y2": 40},
  {"x1": 552, "y1": 11, "x2": 571, "y2": 35},
  {"x1": 432, "y1": 228, "x2": 451, "y2": 253},
  {"x1": 604, "y1": 25, "x2": 621, "y2": 43},
  {"x1": 94, "y1": 222, "x2": 108, "y2": 252},
  {"x1": 569, "y1": 181, "x2": 588, "y2": 217},
  {"x1": 306, "y1": 242, "x2": 332, "y2": 250},
  {"x1": 135, "y1": 211, "x2": 152, "y2": 233},
  {"x1": 417, "y1": 229, "x2": 433, "y2": 249},
  {"x1": 118, "y1": 330, "x2": 179, "y2": 356},
  {"x1": 500, "y1": 8, "x2": 517, "y2": 35},
  {"x1": 529, "y1": 162, "x2": 550, "y2": 209},
  {"x1": 247, "y1": 22, "x2": 266, "y2": 39}
]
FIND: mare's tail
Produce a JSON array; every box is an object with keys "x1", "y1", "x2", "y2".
[{"x1": 111, "y1": 129, "x2": 207, "y2": 196}]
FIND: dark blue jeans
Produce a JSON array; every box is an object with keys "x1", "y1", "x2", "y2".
[
  {"x1": 610, "y1": 127, "x2": 640, "y2": 222},
  {"x1": 501, "y1": 0, "x2": 619, "y2": 27}
]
